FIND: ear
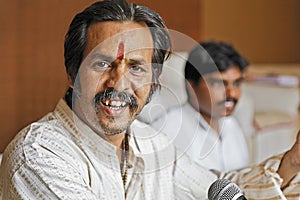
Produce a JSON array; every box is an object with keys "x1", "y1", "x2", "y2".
[
  {"x1": 154, "y1": 67, "x2": 159, "y2": 76},
  {"x1": 186, "y1": 80, "x2": 199, "y2": 110},
  {"x1": 186, "y1": 80, "x2": 195, "y2": 97},
  {"x1": 68, "y1": 76, "x2": 74, "y2": 88}
]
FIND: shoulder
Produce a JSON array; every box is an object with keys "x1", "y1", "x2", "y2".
[
  {"x1": 1, "y1": 112, "x2": 75, "y2": 175},
  {"x1": 131, "y1": 119, "x2": 175, "y2": 151},
  {"x1": 221, "y1": 116, "x2": 243, "y2": 131},
  {"x1": 132, "y1": 119, "x2": 163, "y2": 139},
  {"x1": 151, "y1": 103, "x2": 190, "y2": 125},
  {"x1": 151, "y1": 103, "x2": 199, "y2": 134},
  {"x1": 166, "y1": 103, "x2": 199, "y2": 123}
]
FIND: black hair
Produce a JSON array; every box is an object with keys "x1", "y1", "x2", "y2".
[
  {"x1": 184, "y1": 41, "x2": 249, "y2": 84},
  {"x1": 64, "y1": 0, "x2": 171, "y2": 95}
]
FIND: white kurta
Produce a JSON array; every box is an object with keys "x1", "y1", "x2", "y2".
[
  {"x1": 1, "y1": 99, "x2": 299, "y2": 199},
  {"x1": 151, "y1": 103, "x2": 249, "y2": 172}
]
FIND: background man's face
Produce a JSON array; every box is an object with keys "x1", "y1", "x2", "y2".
[
  {"x1": 72, "y1": 21, "x2": 154, "y2": 135},
  {"x1": 191, "y1": 66, "x2": 243, "y2": 119}
]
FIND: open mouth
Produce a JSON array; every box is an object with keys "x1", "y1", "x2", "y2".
[
  {"x1": 94, "y1": 89, "x2": 138, "y2": 116},
  {"x1": 97, "y1": 97, "x2": 132, "y2": 117},
  {"x1": 224, "y1": 100, "x2": 235, "y2": 109},
  {"x1": 101, "y1": 99, "x2": 129, "y2": 110}
]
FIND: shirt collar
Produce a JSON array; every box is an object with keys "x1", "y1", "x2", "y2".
[
  {"x1": 184, "y1": 102, "x2": 211, "y2": 131},
  {"x1": 53, "y1": 98, "x2": 144, "y2": 168},
  {"x1": 54, "y1": 99, "x2": 119, "y2": 156}
]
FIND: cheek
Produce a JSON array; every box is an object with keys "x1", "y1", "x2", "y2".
[
  {"x1": 133, "y1": 81, "x2": 152, "y2": 101},
  {"x1": 195, "y1": 88, "x2": 210, "y2": 106},
  {"x1": 130, "y1": 80, "x2": 152, "y2": 107},
  {"x1": 211, "y1": 91, "x2": 223, "y2": 100},
  {"x1": 77, "y1": 68, "x2": 105, "y2": 98},
  {"x1": 130, "y1": 73, "x2": 152, "y2": 96},
  {"x1": 236, "y1": 88, "x2": 242, "y2": 97}
]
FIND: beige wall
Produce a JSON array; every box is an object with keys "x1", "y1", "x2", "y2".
[
  {"x1": 202, "y1": 0, "x2": 300, "y2": 63},
  {"x1": 132, "y1": 0, "x2": 202, "y2": 50},
  {"x1": 0, "y1": 0, "x2": 96, "y2": 151}
]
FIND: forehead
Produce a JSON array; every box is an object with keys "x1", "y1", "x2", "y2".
[
  {"x1": 204, "y1": 66, "x2": 243, "y2": 80},
  {"x1": 83, "y1": 21, "x2": 153, "y2": 59}
]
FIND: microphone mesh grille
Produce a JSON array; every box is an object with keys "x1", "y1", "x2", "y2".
[{"x1": 208, "y1": 179, "x2": 242, "y2": 200}]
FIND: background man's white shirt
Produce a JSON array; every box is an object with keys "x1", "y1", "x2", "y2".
[{"x1": 151, "y1": 103, "x2": 249, "y2": 172}]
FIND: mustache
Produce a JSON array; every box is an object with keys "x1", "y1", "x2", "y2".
[
  {"x1": 94, "y1": 88, "x2": 138, "y2": 110},
  {"x1": 218, "y1": 97, "x2": 238, "y2": 106}
]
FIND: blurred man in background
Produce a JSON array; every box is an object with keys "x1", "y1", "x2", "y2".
[{"x1": 152, "y1": 41, "x2": 250, "y2": 172}]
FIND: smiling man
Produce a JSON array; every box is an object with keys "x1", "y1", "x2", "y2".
[
  {"x1": 70, "y1": 22, "x2": 154, "y2": 146},
  {"x1": 1, "y1": 1, "x2": 300, "y2": 199}
]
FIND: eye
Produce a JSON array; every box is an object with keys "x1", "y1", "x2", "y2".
[
  {"x1": 208, "y1": 80, "x2": 224, "y2": 89},
  {"x1": 130, "y1": 65, "x2": 146, "y2": 74},
  {"x1": 233, "y1": 78, "x2": 244, "y2": 87},
  {"x1": 92, "y1": 61, "x2": 110, "y2": 70},
  {"x1": 132, "y1": 65, "x2": 142, "y2": 71}
]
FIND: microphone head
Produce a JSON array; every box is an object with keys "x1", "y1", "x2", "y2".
[{"x1": 208, "y1": 179, "x2": 244, "y2": 200}]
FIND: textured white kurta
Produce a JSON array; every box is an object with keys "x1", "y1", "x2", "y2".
[
  {"x1": 151, "y1": 103, "x2": 249, "y2": 172},
  {"x1": 1, "y1": 99, "x2": 299, "y2": 199}
]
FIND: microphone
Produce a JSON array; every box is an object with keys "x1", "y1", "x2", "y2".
[{"x1": 208, "y1": 179, "x2": 247, "y2": 200}]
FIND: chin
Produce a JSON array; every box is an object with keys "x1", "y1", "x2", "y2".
[
  {"x1": 99, "y1": 116, "x2": 134, "y2": 134},
  {"x1": 224, "y1": 111, "x2": 233, "y2": 116}
]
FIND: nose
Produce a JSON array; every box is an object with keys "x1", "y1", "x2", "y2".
[
  {"x1": 225, "y1": 85, "x2": 237, "y2": 99},
  {"x1": 105, "y1": 63, "x2": 130, "y2": 91}
]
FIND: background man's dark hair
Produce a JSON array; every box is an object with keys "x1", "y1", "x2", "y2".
[
  {"x1": 64, "y1": 0, "x2": 171, "y2": 105},
  {"x1": 185, "y1": 41, "x2": 249, "y2": 85}
]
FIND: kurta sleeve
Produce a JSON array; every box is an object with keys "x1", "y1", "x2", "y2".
[
  {"x1": 219, "y1": 154, "x2": 300, "y2": 199},
  {"x1": 0, "y1": 124, "x2": 99, "y2": 200},
  {"x1": 173, "y1": 152, "x2": 300, "y2": 199}
]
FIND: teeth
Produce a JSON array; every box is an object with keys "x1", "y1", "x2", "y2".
[
  {"x1": 103, "y1": 99, "x2": 127, "y2": 107},
  {"x1": 225, "y1": 101, "x2": 234, "y2": 108},
  {"x1": 111, "y1": 106, "x2": 121, "y2": 110},
  {"x1": 111, "y1": 101, "x2": 121, "y2": 107}
]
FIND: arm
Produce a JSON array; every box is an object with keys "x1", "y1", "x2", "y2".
[
  {"x1": 1, "y1": 145, "x2": 99, "y2": 200},
  {"x1": 0, "y1": 124, "x2": 100, "y2": 200},
  {"x1": 218, "y1": 130, "x2": 300, "y2": 199},
  {"x1": 277, "y1": 130, "x2": 300, "y2": 188}
]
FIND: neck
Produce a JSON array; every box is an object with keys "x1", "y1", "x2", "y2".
[
  {"x1": 188, "y1": 97, "x2": 221, "y2": 134},
  {"x1": 189, "y1": 100, "x2": 221, "y2": 135},
  {"x1": 201, "y1": 113, "x2": 220, "y2": 134},
  {"x1": 105, "y1": 131, "x2": 126, "y2": 148}
]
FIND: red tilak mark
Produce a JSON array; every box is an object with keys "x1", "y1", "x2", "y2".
[{"x1": 116, "y1": 41, "x2": 124, "y2": 60}]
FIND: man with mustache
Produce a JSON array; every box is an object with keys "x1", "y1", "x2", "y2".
[
  {"x1": 1, "y1": 1, "x2": 300, "y2": 199},
  {"x1": 152, "y1": 41, "x2": 250, "y2": 172}
]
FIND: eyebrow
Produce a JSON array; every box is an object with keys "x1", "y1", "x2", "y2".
[
  {"x1": 127, "y1": 57, "x2": 147, "y2": 66},
  {"x1": 88, "y1": 53, "x2": 114, "y2": 63},
  {"x1": 206, "y1": 77, "x2": 223, "y2": 82},
  {"x1": 88, "y1": 53, "x2": 148, "y2": 66},
  {"x1": 233, "y1": 77, "x2": 244, "y2": 82},
  {"x1": 207, "y1": 76, "x2": 244, "y2": 82}
]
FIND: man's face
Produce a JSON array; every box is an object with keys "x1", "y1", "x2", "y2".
[
  {"x1": 190, "y1": 66, "x2": 243, "y2": 119},
  {"x1": 71, "y1": 21, "x2": 153, "y2": 135}
]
